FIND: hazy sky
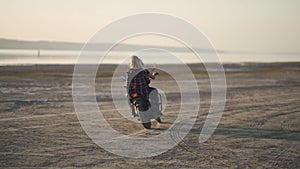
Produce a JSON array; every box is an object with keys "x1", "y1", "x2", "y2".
[{"x1": 1, "y1": 0, "x2": 299, "y2": 53}]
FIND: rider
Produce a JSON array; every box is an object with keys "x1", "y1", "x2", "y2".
[{"x1": 126, "y1": 55, "x2": 162, "y2": 123}]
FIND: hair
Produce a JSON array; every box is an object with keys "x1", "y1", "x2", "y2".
[{"x1": 129, "y1": 55, "x2": 144, "y2": 69}]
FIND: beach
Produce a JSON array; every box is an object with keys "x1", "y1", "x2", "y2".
[{"x1": 0, "y1": 63, "x2": 299, "y2": 168}]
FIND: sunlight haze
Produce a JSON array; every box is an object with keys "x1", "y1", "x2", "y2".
[{"x1": 1, "y1": 0, "x2": 300, "y2": 54}]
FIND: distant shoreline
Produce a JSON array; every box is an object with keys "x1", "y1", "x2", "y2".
[
  {"x1": 0, "y1": 61, "x2": 299, "y2": 66},
  {"x1": 0, "y1": 62, "x2": 299, "y2": 74}
]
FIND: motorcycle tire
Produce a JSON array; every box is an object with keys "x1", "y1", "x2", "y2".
[{"x1": 142, "y1": 122, "x2": 151, "y2": 129}]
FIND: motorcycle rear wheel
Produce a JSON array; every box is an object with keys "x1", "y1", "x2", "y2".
[{"x1": 142, "y1": 122, "x2": 151, "y2": 129}]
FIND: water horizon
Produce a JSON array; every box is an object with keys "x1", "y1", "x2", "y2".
[{"x1": 0, "y1": 49, "x2": 299, "y2": 66}]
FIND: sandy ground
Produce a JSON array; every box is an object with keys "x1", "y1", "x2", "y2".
[{"x1": 0, "y1": 63, "x2": 299, "y2": 168}]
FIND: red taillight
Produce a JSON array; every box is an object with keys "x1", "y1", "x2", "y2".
[{"x1": 131, "y1": 93, "x2": 138, "y2": 98}]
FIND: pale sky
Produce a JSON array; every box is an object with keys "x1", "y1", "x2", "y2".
[{"x1": 1, "y1": 0, "x2": 300, "y2": 53}]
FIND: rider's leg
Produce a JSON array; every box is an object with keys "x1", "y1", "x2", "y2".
[
  {"x1": 149, "y1": 87, "x2": 162, "y2": 122},
  {"x1": 128, "y1": 98, "x2": 137, "y2": 117}
]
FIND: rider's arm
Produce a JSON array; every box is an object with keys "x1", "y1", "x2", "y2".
[{"x1": 146, "y1": 69, "x2": 158, "y2": 80}]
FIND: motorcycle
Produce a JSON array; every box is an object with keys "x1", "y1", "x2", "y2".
[{"x1": 121, "y1": 70, "x2": 163, "y2": 129}]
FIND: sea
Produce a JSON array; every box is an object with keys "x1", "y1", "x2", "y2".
[{"x1": 0, "y1": 49, "x2": 299, "y2": 66}]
